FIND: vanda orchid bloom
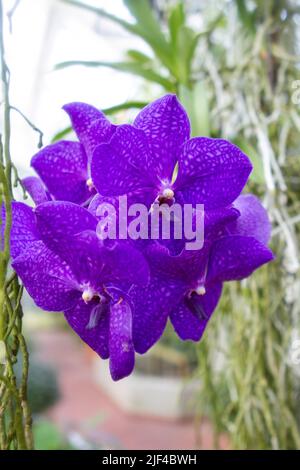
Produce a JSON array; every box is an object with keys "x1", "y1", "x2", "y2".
[
  {"x1": 6, "y1": 202, "x2": 149, "y2": 381},
  {"x1": 2, "y1": 94, "x2": 274, "y2": 380}
]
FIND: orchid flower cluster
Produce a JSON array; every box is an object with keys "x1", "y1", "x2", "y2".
[{"x1": 2, "y1": 95, "x2": 273, "y2": 380}]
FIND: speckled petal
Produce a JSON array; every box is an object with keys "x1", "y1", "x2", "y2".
[
  {"x1": 88, "y1": 194, "x2": 118, "y2": 217},
  {"x1": 35, "y1": 201, "x2": 97, "y2": 256},
  {"x1": 176, "y1": 138, "x2": 252, "y2": 208},
  {"x1": 91, "y1": 124, "x2": 154, "y2": 198},
  {"x1": 131, "y1": 275, "x2": 186, "y2": 354},
  {"x1": 6, "y1": 202, "x2": 39, "y2": 259},
  {"x1": 36, "y1": 207, "x2": 149, "y2": 290},
  {"x1": 207, "y1": 235, "x2": 274, "y2": 284},
  {"x1": 204, "y1": 207, "x2": 240, "y2": 240},
  {"x1": 109, "y1": 300, "x2": 134, "y2": 381},
  {"x1": 55, "y1": 229, "x2": 149, "y2": 290},
  {"x1": 99, "y1": 239, "x2": 150, "y2": 288},
  {"x1": 63, "y1": 102, "x2": 114, "y2": 158},
  {"x1": 229, "y1": 194, "x2": 271, "y2": 245},
  {"x1": 22, "y1": 176, "x2": 50, "y2": 205},
  {"x1": 82, "y1": 118, "x2": 117, "y2": 161},
  {"x1": 134, "y1": 94, "x2": 190, "y2": 180},
  {"x1": 12, "y1": 240, "x2": 79, "y2": 311},
  {"x1": 31, "y1": 141, "x2": 89, "y2": 204},
  {"x1": 64, "y1": 298, "x2": 109, "y2": 359},
  {"x1": 170, "y1": 282, "x2": 223, "y2": 341},
  {"x1": 145, "y1": 242, "x2": 209, "y2": 284}
]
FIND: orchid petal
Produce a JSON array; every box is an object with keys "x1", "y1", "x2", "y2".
[
  {"x1": 22, "y1": 176, "x2": 50, "y2": 205},
  {"x1": 207, "y1": 235, "x2": 274, "y2": 284},
  {"x1": 131, "y1": 275, "x2": 186, "y2": 354},
  {"x1": 91, "y1": 124, "x2": 155, "y2": 199},
  {"x1": 170, "y1": 282, "x2": 223, "y2": 341},
  {"x1": 1, "y1": 202, "x2": 39, "y2": 259},
  {"x1": 35, "y1": 201, "x2": 97, "y2": 255},
  {"x1": 64, "y1": 298, "x2": 109, "y2": 360},
  {"x1": 134, "y1": 94, "x2": 190, "y2": 180},
  {"x1": 109, "y1": 299, "x2": 134, "y2": 381},
  {"x1": 12, "y1": 241, "x2": 79, "y2": 311},
  {"x1": 230, "y1": 194, "x2": 271, "y2": 245},
  {"x1": 176, "y1": 138, "x2": 252, "y2": 208},
  {"x1": 31, "y1": 141, "x2": 89, "y2": 204}
]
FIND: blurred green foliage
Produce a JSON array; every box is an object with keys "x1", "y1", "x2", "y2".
[
  {"x1": 33, "y1": 420, "x2": 72, "y2": 450},
  {"x1": 60, "y1": 0, "x2": 300, "y2": 449}
]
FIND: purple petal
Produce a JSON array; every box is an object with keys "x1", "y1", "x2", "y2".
[
  {"x1": 176, "y1": 138, "x2": 252, "y2": 208},
  {"x1": 131, "y1": 275, "x2": 186, "y2": 354},
  {"x1": 100, "y1": 240, "x2": 150, "y2": 288},
  {"x1": 63, "y1": 102, "x2": 105, "y2": 141},
  {"x1": 64, "y1": 298, "x2": 109, "y2": 359},
  {"x1": 63, "y1": 102, "x2": 116, "y2": 160},
  {"x1": 109, "y1": 299, "x2": 134, "y2": 381},
  {"x1": 82, "y1": 118, "x2": 117, "y2": 161},
  {"x1": 88, "y1": 194, "x2": 118, "y2": 217},
  {"x1": 35, "y1": 201, "x2": 97, "y2": 255},
  {"x1": 229, "y1": 194, "x2": 271, "y2": 245},
  {"x1": 22, "y1": 176, "x2": 50, "y2": 205},
  {"x1": 170, "y1": 282, "x2": 223, "y2": 341},
  {"x1": 36, "y1": 211, "x2": 149, "y2": 290},
  {"x1": 35, "y1": 202, "x2": 102, "y2": 287},
  {"x1": 31, "y1": 141, "x2": 90, "y2": 204},
  {"x1": 91, "y1": 124, "x2": 155, "y2": 198},
  {"x1": 134, "y1": 94, "x2": 190, "y2": 179},
  {"x1": 205, "y1": 207, "x2": 240, "y2": 240},
  {"x1": 207, "y1": 235, "x2": 274, "y2": 284},
  {"x1": 65, "y1": 230, "x2": 150, "y2": 289},
  {"x1": 145, "y1": 242, "x2": 209, "y2": 284},
  {"x1": 12, "y1": 240, "x2": 79, "y2": 311},
  {"x1": 8, "y1": 202, "x2": 39, "y2": 259},
  {"x1": 53, "y1": 230, "x2": 107, "y2": 289}
]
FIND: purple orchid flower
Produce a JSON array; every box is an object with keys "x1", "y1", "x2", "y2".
[
  {"x1": 3, "y1": 93, "x2": 275, "y2": 382},
  {"x1": 129, "y1": 196, "x2": 273, "y2": 351},
  {"x1": 91, "y1": 94, "x2": 252, "y2": 210},
  {"x1": 10, "y1": 201, "x2": 149, "y2": 380},
  {"x1": 28, "y1": 103, "x2": 116, "y2": 205}
]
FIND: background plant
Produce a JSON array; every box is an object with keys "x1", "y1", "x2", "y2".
[{"x1": 59, "y1": 0, "x2": 300, "y2": 449}]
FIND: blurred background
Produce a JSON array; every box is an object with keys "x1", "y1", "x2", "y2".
[{"x1": 2, "y1": 0, "x2": 300, "y2": 449}]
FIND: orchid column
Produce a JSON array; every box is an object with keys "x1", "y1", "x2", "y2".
[{"x1": 0, "y1": 0, "x2": 33, "y2": 450}]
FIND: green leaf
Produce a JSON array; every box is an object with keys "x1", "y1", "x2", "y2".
[
  {"x1": 175, "y1": 26, "x2": 200, "y2": 84},
  {"x1": 126, "y1": 49, "x2": 152, "y2": 64},
  {"x1": 233, "y1": 138, "x2": 265, "y2": 184},
  {"x1": 168, "y1": 2, "x2": 185, "y2": 46},
  {"x1": 51, "y1": 101, "x2": 148, "y2": 143},
  {"x1": 62, "y1": 0, "x2": 176, "y2": 78},
  {"x1": 123, "y1": 0, "x2": 176, "y2": 74},
  {"x1": 124, "y1": 0, "x2": 166, "y2": 40},
  {"x1": 179, "y1": 82, "x2": 210, "y2": 137},
  {"x1": 56, "y1": 60, "x2": 175, "y2": 91}
]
